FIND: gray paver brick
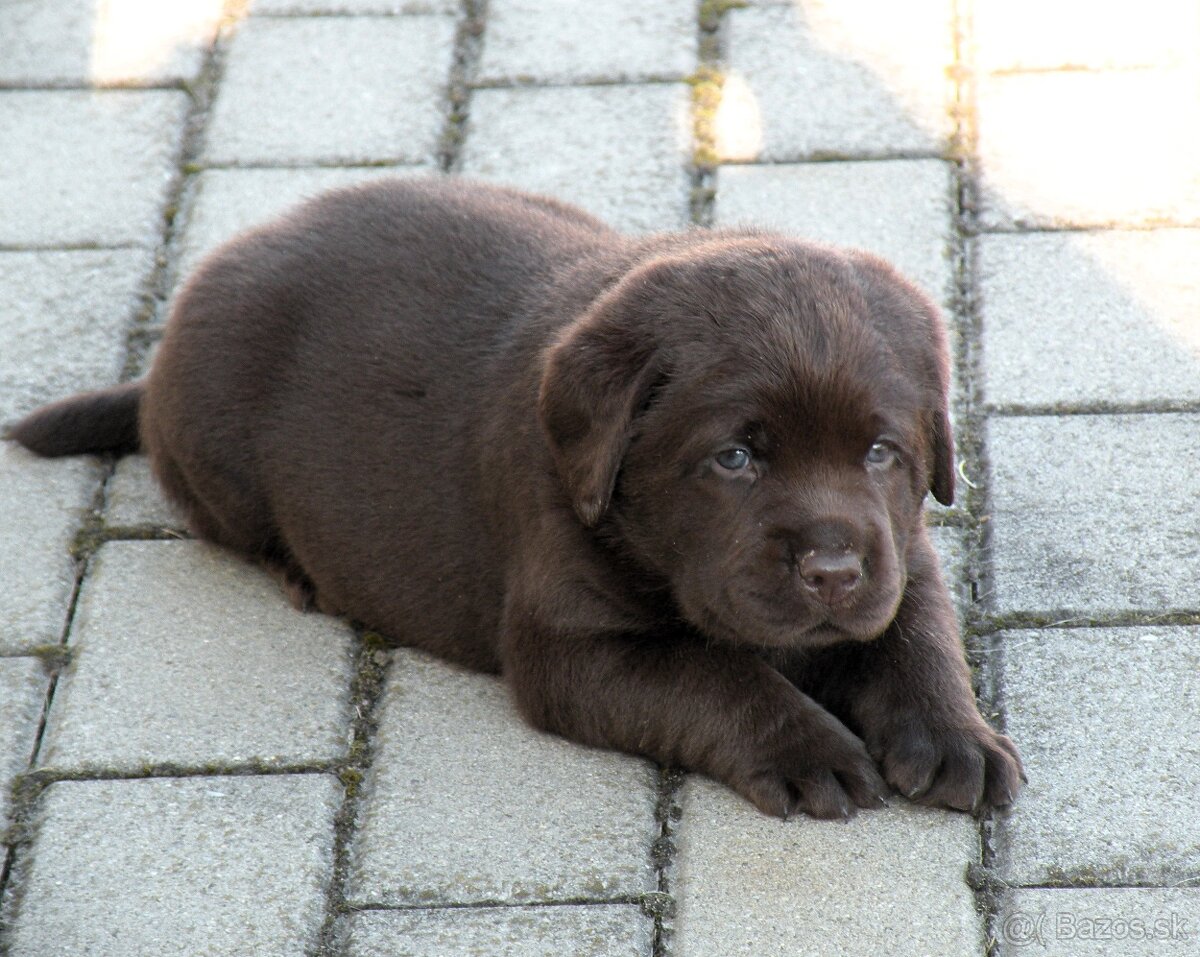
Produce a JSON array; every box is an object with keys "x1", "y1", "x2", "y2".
[
  {"x1": 0, "y1": 658, "x2": 47, "y2": 830},
  {"x1": 674, "y1": 777, "x2": 982, "y2": 957},
  {"x1": 977, "y1": 69, "x2": 1200, "y2": 229},
  {"x1": 478, "y1": 0, "x2": 696, "y2": 84},
  {"x1": 996, "y1": 888, "x2": 1200, "y2": 955},
  {"x1": 0, "y1": 90, "x2": 188, "y2": 247},
  {"x1": 345, "y1": 904, "x2": 654, "y2": 956},
  {"x1": 349, "y1": 650, "x2": 659, "y2": 906},
  {"x1": 973, "y1": 0, "x2": 1199, "y2": 72},
  {"x1": 979, "y1": 230, "x2": 1200, "y2": 410},
  {"x1": 38, "y1": 540, "x2": 354, "y2": 772},
  {"x1": 0, "y1": 0, "x2": 223, "y2": 86},
  {"x1": 204, "y1": 16, "x2": 455, "y2": 166},
  {"x1": 986, "y1": 414, "x2": 1200, "y2": 616},
  {"x1": 461, "y1": 84, "x2": 692, "y2": 233},
  {"x1": 714, "y1": 160, "x2": 954, "y2": 306},
  {"x1": 721, "y1": 3, "x2": 952, "y2": 161},
  {"x1": 5, "y1": 774, "x2": 340, "y2": 957},
  {"x1": 996, "y1": 626, "x2": 1200, "y2": 887},
  {"x1": 929, "y1": 523, "x2": 969, "y2": 625},
  {"x1": 0, "y1": 249, "x2": 150, "y2": 424},
  {"x1": 104, "y1": 455, "x2": 187, "y2": 530},
  {"x1": 171, "y1": 166, "x2": 434, "y2": 296},
  {"x1": 0, "y1": 445, "x2": 99, "y2": 655}
]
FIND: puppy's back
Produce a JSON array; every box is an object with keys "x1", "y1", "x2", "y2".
[{"x1": 143, "y1": 178, "x2": 620, "y2": 668}]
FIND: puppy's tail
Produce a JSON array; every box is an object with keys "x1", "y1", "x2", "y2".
[{"x1": 6, "y1": 381, "x2": 144, "y2": 457}]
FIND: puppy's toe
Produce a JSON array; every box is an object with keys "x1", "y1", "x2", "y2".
[
  {"x1": 789, "y1": 769, "x2": 856, "y2": 820},
  {"x1": 878, "y1": 718, "x2": 1025, "y2": 814}
]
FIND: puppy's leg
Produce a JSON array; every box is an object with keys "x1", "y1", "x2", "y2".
[
  {"x1": 502, "y1": 616, "x2": 887, "y2": 819},
  {"x1": 800, "y1": 528, "x2": 1024, "y2": 814}
]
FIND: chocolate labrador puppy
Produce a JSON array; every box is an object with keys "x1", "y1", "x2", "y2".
[{"x1": 10, "y1": 178, "x2": 1023, "y2": 819}]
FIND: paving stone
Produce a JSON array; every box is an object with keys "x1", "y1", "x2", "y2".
[
  {"x1": 0, "y1": 445, "x2": 99, "y2": 655},
  {"x1": 38, "y1": 540, "x2": 354, "y2": 772},
  {"x1": 204, "y1": 16, "x2": 455, "y2": 166},
  {"x1": 974, "y1": 0, "x2": 1199, "y2": 72},
  {"x1": 252, "y1": 0, "x2": 456, "y2": 11},
  {"x1": 4, "y1": 774, "x2": 340, "y2": 956},
  {"x1": 979, "y1": 230, "x2": 1200, "y2": 410},
  {"x1": 986, "y1": 414, "x2": 1200, "y2": 615},
  {"x1": 0, "y1": 249, "x2": 150, "y2": 424},
  {"x1": 349, "y1": 649, "x2": 659, "y2": 906},
  {"x1": 674, "y1": 777, "x2": 982, "y2": 957},
  {"x1": 461, "y1": 84, "x2": 691, "y2": 233},
  {"x1": 976, "y1": 70, "x2": 1200, "y2": 229},
  {"x1": 929, "y1": 523, "x2": 970, "y2": 625},
  {"x1": 714, "y1": 160, "x2": 954, "y2": 306},
  {"x1": 0, "y1": 0, "x2": 223, "y2": 86},
  {"x1": 345, "y1": 904, "x2": 654, "y2": 956},
  {"x1": 171, "y1": 166, "x2": 434, "y2": 296},
  {"x1": 0, "y1": 90, "x2": 188, "y2": 247},
  {"x1": 996, "y1": 888, "x2": 1200, "y2": 955},
  {"x1": 477, "y1": 0, "x2": 696, "y2": 84},
  {"x1": 104, "y1": 455, "x2": 187, "y2": 530},
  {"x1": 720, "y1": 2, "x2": 953, "y2": 161},
  {"x1": 0, "y1": 658, "x2": 47, "y2": 830},
  {"x1": 995, "y1": 626, "x2": 1200, "y2": 887}
]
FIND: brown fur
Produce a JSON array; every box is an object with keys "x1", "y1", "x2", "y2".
[{"x1": 8, "y1": 178, "x2": 1023, "y2": 818}]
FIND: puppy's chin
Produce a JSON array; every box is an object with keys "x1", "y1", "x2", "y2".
[{"x1": 681, "y1": 581, "x2": 904, "y2": 651}]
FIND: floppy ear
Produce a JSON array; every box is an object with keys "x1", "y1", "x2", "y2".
[
  {"x1": 930, "y1": 405, "x2": 955, "y2": 506},
  {"x1": 538, "y1": 276, "x2": 663, "y2": 527}
]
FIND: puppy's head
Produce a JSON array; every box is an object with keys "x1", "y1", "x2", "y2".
[{"x1": 539, "y1": 236, "x2": 954, "y2": 649}]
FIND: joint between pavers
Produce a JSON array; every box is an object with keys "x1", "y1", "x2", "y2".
[
  {"x1": 999, "y1": 874, "x2": 1200, "y2": 891},
  {"x1": 649, "y1": 765, "x2": 684, "y2": 956},
  {"x1": 945, "y1": 6, "x2": 1014, "y2": 955},
  {"x1": 0, "y1": 79, "x2": 195, "y2": 94},
  {"x1": 188, "y1": 158, "x2": 435, "y2": 172},
  {"x1": 974, "y1": 219, "x2": 1200, "y2": 236},
  {"x1": 470, "y1": 74, "x2": 694, "y2": 92},
  {"x1": 343, "y1": 892, "x2": 662, "y2": 914},
  {"x1": 435, "y1": 0, "x2": 489, "y2": 174},
  {"x1": 16, "y1": 761, "x2": 339, "y2": 791},
  {"x1": 715, "y1": 148, "x2": 953, "y2": 166},
  {"x1": 976, "y1": 609, "x2": 1200, "y2": 634},
  {"x1": 988, "y1": 63, "x2": 1162, "y2": 80},
  {"x1": 313, "y1": 629, "x2": 397, "y2": 956},
  {"x1": 250, "y1": 10, "x2": 458, "y2": 21},
  {"x1": 688, "y1": 0, "x2": 746, "y2": 227},
  {"x1": 67, "y1": 489, "x2": 166, "y2": 564},
  {"x1": 118, "y1": 0, "x2": 245, "y2": 376},
  {"x1": 986, "y1": 401, "x2": 1200, "y2": 418},
  {"x1": 0, "y1": 241, "x2": 146, "y2": 254}
]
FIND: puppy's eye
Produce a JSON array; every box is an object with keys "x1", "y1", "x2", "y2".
[
  {"x1": 865, "y1": 440, "x2": 898, "y2": 468},
  {"x1": 715, "y1": 447, "x2": 753, "y2": 472}
]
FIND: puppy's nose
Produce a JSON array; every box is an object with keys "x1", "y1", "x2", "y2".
[{"x1": 798, "y1": 550, "x2": 862, "y2": 606}]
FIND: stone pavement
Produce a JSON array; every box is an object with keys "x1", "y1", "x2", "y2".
[{"x1": 1, "y1": 0, "x2": 1198, "y2": 954}]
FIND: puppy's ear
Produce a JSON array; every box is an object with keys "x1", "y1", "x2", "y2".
[
  {"x1": 539, "y1": 274, "x2": 663, "y2": 527},
  {"x1": 847, "y1": 250, "x2": 958, "y2": 507},
  {"x1": 931, "y1": 405, "x2": 955, "y2": 506}
]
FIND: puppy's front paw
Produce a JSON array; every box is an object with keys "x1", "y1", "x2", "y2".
[
  {"x1": 736, "y1": 706, "x2": 889, "y2": 820},
  {"x1": 869, "y1": 715, "x2": 1025, "y2": 814}
]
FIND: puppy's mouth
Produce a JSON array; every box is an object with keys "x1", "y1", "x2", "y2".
[{"x1": 699, "y1": 579, "x2": 903, "y2": 650}]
